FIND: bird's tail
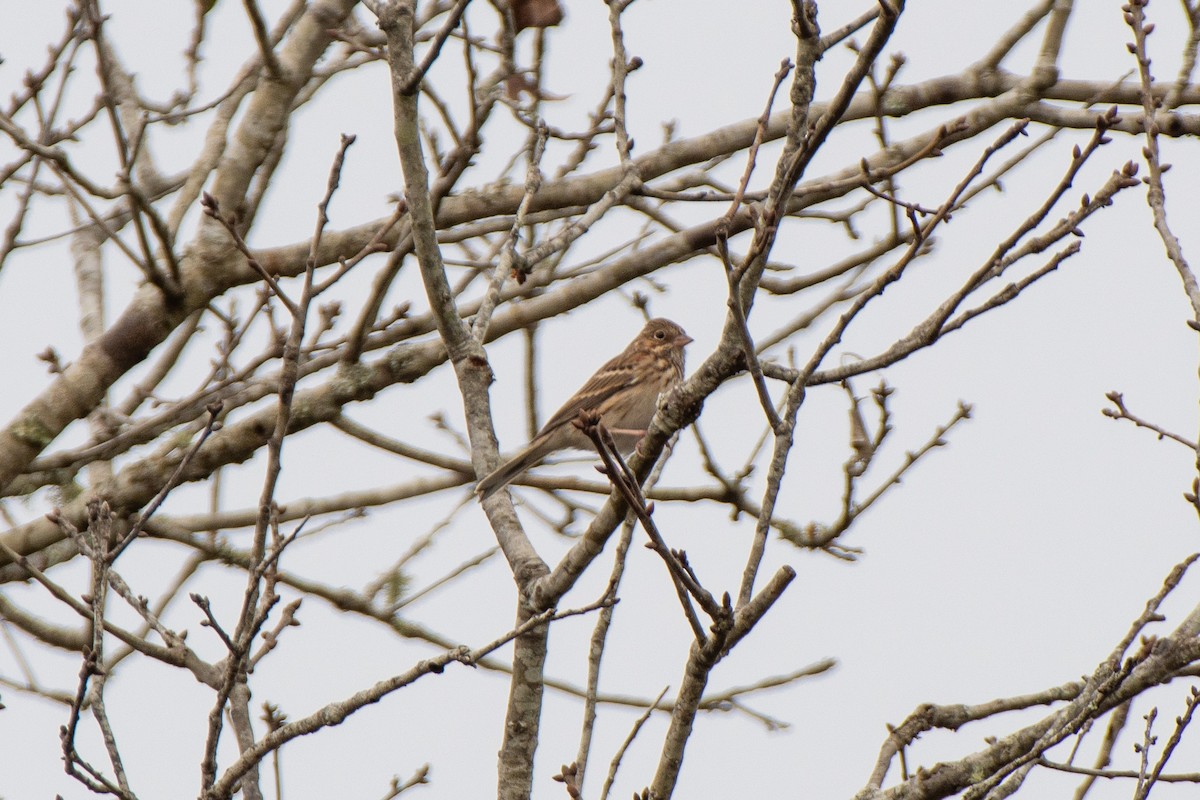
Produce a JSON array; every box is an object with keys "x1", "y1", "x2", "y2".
[{"x1": 475, "y1": 439, "x2": 551, "y2": 501}]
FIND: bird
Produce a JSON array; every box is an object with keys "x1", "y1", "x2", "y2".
[{"x1": 475, "y1": 318, "x2": 693, "y2": 500}]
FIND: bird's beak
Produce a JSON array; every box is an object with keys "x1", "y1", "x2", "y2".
[{"x1": 675, "y1": 333, "x2": 694, "y2": 346}]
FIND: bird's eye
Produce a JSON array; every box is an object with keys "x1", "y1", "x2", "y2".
[{"x1": 654, "y1": 330, "x2": 666, "y2": 340}]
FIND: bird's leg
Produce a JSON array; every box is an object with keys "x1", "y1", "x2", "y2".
[{"x1": 606, "y1": 428, "x2": 649, "y2": 457}]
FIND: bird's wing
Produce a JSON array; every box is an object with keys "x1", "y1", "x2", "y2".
[{"x1": 537, "y1": 354, "x2": 638, "y2": 434}]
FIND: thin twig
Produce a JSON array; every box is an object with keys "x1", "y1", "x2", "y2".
[
  {"x1": 108, "y1": 402, "x2": 223, "y2": 562},
  {"x1": 598, "y1": 686, "x2": 670, "y2": 800}
]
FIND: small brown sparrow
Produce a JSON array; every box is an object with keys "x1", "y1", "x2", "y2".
[{"x1": 476, "y1": 318, "x2": 692, "y2": 500}]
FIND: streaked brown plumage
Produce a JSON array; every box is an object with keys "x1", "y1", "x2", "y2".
[{"x1": 476, "y1": 318, "x2": 692, "y2": 500}]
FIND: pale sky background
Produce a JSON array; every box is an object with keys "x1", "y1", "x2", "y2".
[{"x1": 2, "y1": 1, "x2": 1200, "y2": 798}]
